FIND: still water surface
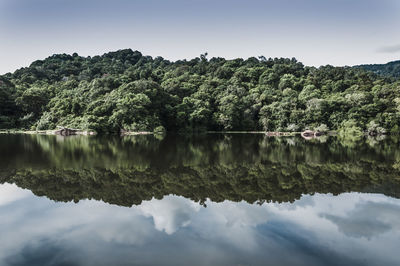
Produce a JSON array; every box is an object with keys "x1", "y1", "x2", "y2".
[{"x1": 0, "y1": 134, "x2": 400, "y2": 266}]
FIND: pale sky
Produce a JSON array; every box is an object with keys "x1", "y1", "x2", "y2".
[{"x1": 1, "y1": 0, "x2": 400, "y2": 74}]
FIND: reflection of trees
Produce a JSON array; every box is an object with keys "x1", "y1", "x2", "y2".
[{"x1": 1, "y1": 134, "x2": 400, "y2": 206}]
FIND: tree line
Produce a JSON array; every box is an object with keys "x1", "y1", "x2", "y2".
[
  {"x1": 1, "y1": 49, "x2": 399, "y2": 133},
  {"x1": 356, "y1": 60, "x2": 400, "y2": 79}
]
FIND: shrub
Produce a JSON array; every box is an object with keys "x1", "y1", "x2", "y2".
[
  {"x1": 314, "y1": 124, "x2": 329, "y2": 133},
  {"x1": 366, "y1": 121, "x2": 386, "y2": 135},
  {"x1": 338, "y1": 120, "x2": 363, "y2": 140}
]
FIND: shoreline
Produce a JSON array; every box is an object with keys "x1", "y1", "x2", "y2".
[
  {"x1": 0, "y1": 129, "x2": 334, "y2": 137},
  {"x1": 1, "y1": 130, "x2": 393, "y2": 139},
  {"x1": 0, "y1": 129, "x2": 154, "y2": 136},
  {"x1": 0, "y1": 129, "x2": 97, "y2": 136}
]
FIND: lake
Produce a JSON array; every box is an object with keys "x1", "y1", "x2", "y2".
[{"x1": 1, "y1": 134, "x2": 400, "y2": 266}]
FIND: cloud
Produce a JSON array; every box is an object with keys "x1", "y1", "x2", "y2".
[
  {"x1": 4, "y1": 239, "x2": 79, "y2": 266},
  {"x1": 0, "y1": 184, "x2": 32, "y2": 207},
  {"x1": 323, "y1": 213, "x2": 391, "y2": 239},
  {"x1": 321, "y1": 201, "x2": 400, "y2": 239},
  {"x1": 2, "y1": 189, "x2": 400, "y2": 266},
  {"x1": 377, "y1": 44, "x2": 400, "y2": 53},
  {"x1": 138, "y1": 195, "x2": 201, "y2": 235}
]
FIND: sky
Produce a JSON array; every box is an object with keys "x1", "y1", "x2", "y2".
[{"x1": 0, "y1": 0, "x2": 400, "y2": 74}]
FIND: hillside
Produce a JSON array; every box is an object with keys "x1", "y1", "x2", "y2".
[
  {"x1": 0, "y1": 49, "x2": 399, "y2": 133},
  {"x1": 355, "y1": 60, "x2": 400, "y2": 79}
]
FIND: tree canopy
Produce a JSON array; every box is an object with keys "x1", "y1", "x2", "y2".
[
  {"x1": 0, "y1": 49, "x2": 399, "y2": 133},
  {"x1": 356, "y1": 60, "x2": 400, "y2": 79}
]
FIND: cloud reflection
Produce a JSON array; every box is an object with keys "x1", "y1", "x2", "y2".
[
  {"x1": 322, "y1": 201, "x2": 400, "y2": 239},
  {"x1": 0, "y1": 183, "x2": 32, "y2": 206},
  {"x1": 1, "y1": 185, "x2": 400, "y2": 266},
  {"x1": 138, "y1": 195, "x2": 201, "y2": 235}
]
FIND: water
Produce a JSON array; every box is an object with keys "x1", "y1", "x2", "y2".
[{"x1": 0, "y1": 134, "x2": 400, "y2": 266}]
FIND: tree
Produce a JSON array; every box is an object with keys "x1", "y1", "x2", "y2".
[{"x1": 0, "y1": 49, "x2": 398, "y2": 134}]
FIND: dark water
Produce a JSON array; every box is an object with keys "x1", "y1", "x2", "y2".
[{"x1": 1, "y1": 134, "x2": 400, "y2": 266}]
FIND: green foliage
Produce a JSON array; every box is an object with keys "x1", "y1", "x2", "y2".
[
  {"x1": 1, "y1": 49, "x2": 399, "y2": 133},
  {"x1": 153, "y1": 125, "x2": 166, "y2": 134},
  {"x1": 338, "y1": 120, "x2": 364, "y2": 144},
  {"x1": 367, "y1": 120, "x2": 387, "y2": 135},
  {"x1": 16, "y1": 86, "x2": 51, "y2": 116},
  {"x1": 314, "y1": 124, "x2": 329, "y2": 133},
  {"x1": 36, "y1": 111, "x2": 55, "y2": 130},
  {"x1": 0, "y1": 78, "x2": 18, "y2": 128},
  {"x1": 356, "y1": 60, "x2": 400, "y2": 79}
]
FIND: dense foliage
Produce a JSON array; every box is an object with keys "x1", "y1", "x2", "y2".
[
  {"x1": 0, "y1": 49, "x2": 399, "y2": 133},
  {"x1": 356, "y1": 60, "x2": 400, "y2": 79},
  {"x1": 1, "y1": 134, "x2": 399, "y2": 206}
]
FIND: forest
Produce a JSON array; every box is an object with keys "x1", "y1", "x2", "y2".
[
  {"x1": 0, "y1": 49, "x2": 399, "y2": 134},
  {"x1": 356, "y1": 60, "x2": 400, "y2": 79}
]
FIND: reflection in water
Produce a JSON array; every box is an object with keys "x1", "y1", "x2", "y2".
[
  {"x1": 1, "y1": 185, "x2": 400, "y2": 266},
  {"x1": 1, "y1": 134, "x2": 400, "y2": 205},
  {"x1": 0, "y1": 134, "x2": 400, "y2": 266}
]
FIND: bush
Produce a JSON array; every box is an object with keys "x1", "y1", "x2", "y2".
[
  {"x1": 286, "y1": 123, "x2": 299, "y2": 132},
  {"x1": 314, "y1": 124, "x2": 329, "y2": 133},
  {"x1": 36, "y1": 112, "x2": 55, "y2": 130},
  {"x1": 367, "y1": 121, "x2": 386, "y2": 135},
  {"x1": 338, "y1": 120, "x2": 363, "y2": 140}
]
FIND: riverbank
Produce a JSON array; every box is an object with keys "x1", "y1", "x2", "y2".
[
  {"x1": 120, "y1": 131, "x2": 154, "y2": 136},
  {"x1": 207, "y1": 131, "x2": 298, "y2": 136},
  {"x1": 0, "y1": 129, "x2": 96, "y2": 135},
  {"x1": 0, "y1": 129, "x2": 335, "y2": 137},
  {"x1": 207, "y1": 131, "x2": 338, "y2": 137},
  {"x1": 0, "y1": 129, "x2": 154, "y2": 136}
]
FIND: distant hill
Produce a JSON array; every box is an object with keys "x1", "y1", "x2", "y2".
[{"x1": 355, "y1": 60, "x2": 400, "y2": 79}]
